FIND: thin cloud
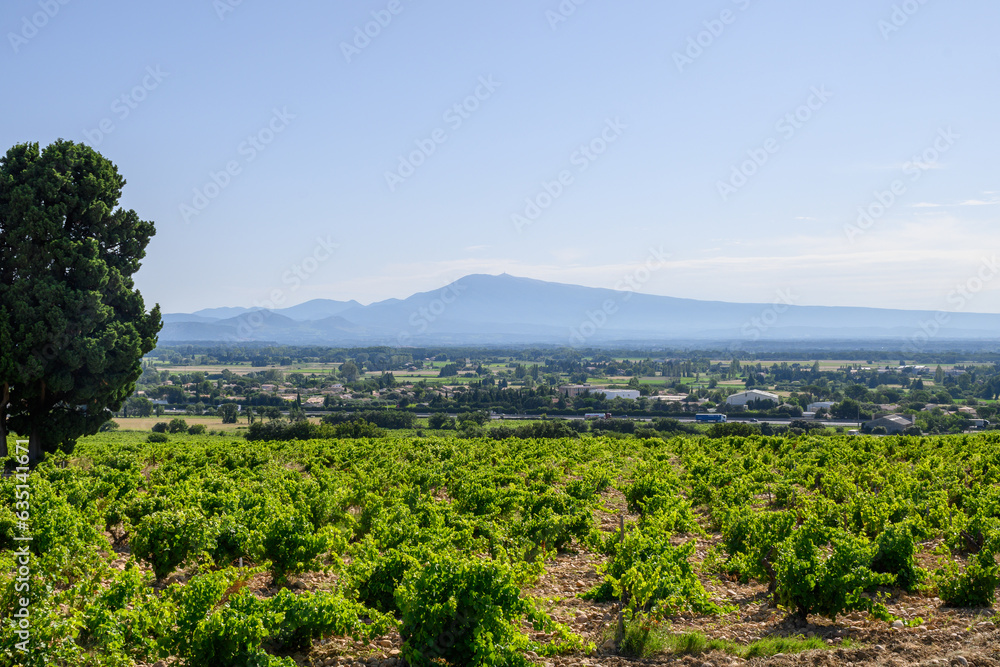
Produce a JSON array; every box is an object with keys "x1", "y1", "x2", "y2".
[
  {"x1": 550, "y1": 246, "x2": 589, "y2": 264},
  {"x1": 906, "y1": 161, "x2": 947, "y2": 171},
  {"x1": 856, "y1": 161, "x2": 948, "y2": 172},
  {"x1": 911, "y1": 198, "x2": 998, "y2": 208}
]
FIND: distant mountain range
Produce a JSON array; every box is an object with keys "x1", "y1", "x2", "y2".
[{"x1": 158, "y1": 273, "x2": 1000, "y2": 348}]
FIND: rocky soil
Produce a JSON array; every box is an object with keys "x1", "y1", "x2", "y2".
[
  {"x1": 129, "y1": 487, "x2": 1000, "y2": 667},
  {"x1": 276, "y1": 488, "x2": 1000, "y2": 667}
]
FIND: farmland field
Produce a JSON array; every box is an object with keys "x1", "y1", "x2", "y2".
[
  {"x1": 3, "y1": 429, "x2": 1000, "y2": 666},
  {"x1": 110, "y1": 416, "x2": 330, "y2": 434},
  {"x1": 113, "y1": 416, "x2": 249, "y2": 433}
]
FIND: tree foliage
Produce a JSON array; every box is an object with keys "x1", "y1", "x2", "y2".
[{"x1": 0, "y1": 140, "x2": 161, "y2": 462}]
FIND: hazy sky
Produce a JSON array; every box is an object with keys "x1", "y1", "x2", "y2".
[{"x1": 3, "y1": 0, "x2": 998, "y2": 315}]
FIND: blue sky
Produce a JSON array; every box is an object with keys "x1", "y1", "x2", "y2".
[{"x1": 3, "y1": 0, "x2": 998, "y2": 315}]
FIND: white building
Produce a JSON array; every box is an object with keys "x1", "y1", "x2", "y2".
[
  {"x1": 600, "y1": 389, "x2": 640, "y2": 400},
  {"x1": 807, "y1": 401, "x2": 836, "y2": 412},
  {"x1": 725, "y1": 389, "x2": 779, "y2": 407}
]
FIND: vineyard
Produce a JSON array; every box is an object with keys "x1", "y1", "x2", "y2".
[{"x1": 3, "y1": 429, "x2": 1000, "y2": 666}]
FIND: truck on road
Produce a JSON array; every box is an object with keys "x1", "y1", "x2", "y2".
[{"x1": 695, "y1": 413, "x2": 727, "y2": 423}]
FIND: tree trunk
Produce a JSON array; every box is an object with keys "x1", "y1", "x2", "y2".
[
  {"x1": 28, "y1": 381, "x2": 46, "y2": 465},
  {"x1": 29, "y1": 422, "x2": 43, "y2": 466},
  {"x1": 0, "y1": 382, "x2": 8, "y2": 459}
]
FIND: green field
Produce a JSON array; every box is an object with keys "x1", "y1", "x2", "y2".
[{"x1": 4, "y1": 428, "x2": 1000, "y2": 665}]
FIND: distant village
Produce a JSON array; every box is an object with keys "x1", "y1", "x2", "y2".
[{"x1": 117, "y1": 347, "x2": 1000, "y2": 436}]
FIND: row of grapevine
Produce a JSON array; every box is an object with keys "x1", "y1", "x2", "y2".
[{"x1": 3, "y1": 430, "x2": 1000, "y2": 665}]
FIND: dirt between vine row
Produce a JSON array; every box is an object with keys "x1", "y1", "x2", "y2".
[
  {"x1": 283, "y1": 487, "x2": 1000, "y2": 667},
  {"x1": 127, "y1": 485, "x2": 1000, "y2": 667},
  {"x1": 288, "y1": 550, "x2": 1000, "y2": 667}
]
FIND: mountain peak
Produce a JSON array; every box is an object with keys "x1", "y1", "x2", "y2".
[{"x1": 159, "y1": 274, "x2": 1000, "y2": 346}]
